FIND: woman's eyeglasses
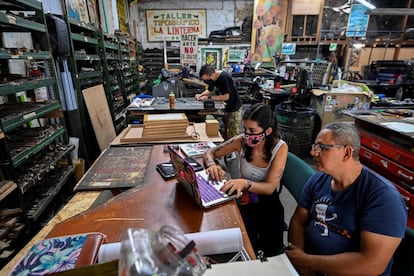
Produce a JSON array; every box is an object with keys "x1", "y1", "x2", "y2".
[{"x1": 311, "y1": 144, "x2": 345, "y2": 153}]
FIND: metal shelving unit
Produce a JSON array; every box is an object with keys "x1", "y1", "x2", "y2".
[
  {"x1": 0, "y1": 0, "x2": 74, "y2": 262},
  {"x1": 63, "y1": 15, "x2": 103, "y2": 162}
]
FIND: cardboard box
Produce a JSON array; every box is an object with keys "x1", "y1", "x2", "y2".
[
  {"x1": 310, "y1": 89, "x2": 371, "y2": 128},
  {"x1": 205, "y1": 119, "x2": 219, "y2": 136}
]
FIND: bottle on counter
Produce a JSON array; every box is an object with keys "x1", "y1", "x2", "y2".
[
  {"x1": 395, "y1": 87, "x2": 403, "y2": 101},
  {"x1": 169, "y1": 90, "x2": 175, "y2": 109}
]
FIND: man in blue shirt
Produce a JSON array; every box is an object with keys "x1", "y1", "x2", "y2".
[{"x1": 287, "y1": 122, "x2": 407, "y2": 276}]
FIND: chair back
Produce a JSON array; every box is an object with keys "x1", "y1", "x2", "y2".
[
  {"x1": 391, "y1": 226, "x2": 414, "y2": 276},
  {"x1": 280, "y1": 152, "x2": 315, "y2": 202}
]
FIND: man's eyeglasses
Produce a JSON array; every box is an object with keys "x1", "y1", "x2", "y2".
[{"x1": 311, "y1": 144, "x2": 345, "y2": 153}]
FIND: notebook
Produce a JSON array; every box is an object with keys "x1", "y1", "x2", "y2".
[{"x1": 168, "y1": 145, "x2": 236, "y2": 208}]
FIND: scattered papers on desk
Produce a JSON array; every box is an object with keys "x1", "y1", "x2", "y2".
[
  {"x1": 204, "y1": 253, "x2": 299, "y2": 276},
  {"x1": 98, "y1": 227, "x2": 243, "y2": 263},
  {"x1": 180, "y1": 142, "x2": 217, "y2": 158},
  {"x1": 129, "y1": 95, "x2": 154, "y2": 107}
]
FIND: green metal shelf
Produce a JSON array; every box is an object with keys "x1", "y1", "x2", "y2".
[
  {"x1": 0, "y1": 77, "x2": 55, "y2": 96},
  {"x1": 104, "y1": 42, "x2": 119, "y2": 50},
  {"x1": 0, "y1": 11, "x2": 45, "y2": 32},
  {"x1": 9, "y1": 126, "x2": 66, "y2": 168},
  {"x1": 0, "y1": 50, "x2": 52, "y2": 60},
  {"x1": 68, "y1": 17, "x2": 97, "y2": 32},
  {"x1": 7, "y1": 0, "x2": 42, "y2": 11},
  {"x1": 74, "y1": 54, "x2": 101, "y2": 61},
  {"x1": 0, "y1": 101, "x2": 61, "y2": 132},
  {"x1": 71, "y1": 33, "x2": 99, "y2": 45},
  {"x1": 78, "y1": 70, "x2": 102, "y2": 80},
  {"x1": 27, "y1": 165, "x2": 74, "y2": 221},
  {"x1": 19, "y1": 144, "x2": 75, "y2": 194}
]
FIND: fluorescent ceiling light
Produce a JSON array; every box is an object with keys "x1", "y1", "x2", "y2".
[
  {"x1": 355, "y1": 0, "x2": 376, "y2": 9},
  {"x1": 353, "y1": 43, "x2": 365, "y2": 49}
]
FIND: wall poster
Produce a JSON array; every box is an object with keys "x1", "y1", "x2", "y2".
[
  {"x1": 250, "y1": 0, "x2": 288, "y2": 63},
  {"x1": 65, "y1": 0, "x2": 89, "y2": 23},
  {"x1": 201, "y1": 48, "x2": 222, "y2": 70},
  {"x1": 146, "y1": 10, "x2": 207, "y2": 42}
]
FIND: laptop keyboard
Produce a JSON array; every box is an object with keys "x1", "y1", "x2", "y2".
[{"x1": 196, "y1": 173, "x2": 227, "y2": 203}]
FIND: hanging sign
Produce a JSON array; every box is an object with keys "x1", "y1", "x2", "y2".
[
  {"x1": 146, "y1": 10, "x2": 207, "y2": 42},
  {"x1": 180, "y1": 34, "x2": 198, "y2": 65},
  {"x1": 282, "y1": 43, "x2": 296, "y2": 55},
  {"x1": 346, "y1": 4, "x2": 370, "y2": 37},
  {"x1": 329, "y1": 43, "x2": 337, "y2": 51}
]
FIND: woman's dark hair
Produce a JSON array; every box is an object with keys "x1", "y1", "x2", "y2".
[{"x1": 243, "y1": 103, "x2": 279, "y2": 162}]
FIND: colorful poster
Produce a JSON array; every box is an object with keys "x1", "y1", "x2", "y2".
[
  {"x1": 146, "y1": 10, "x2": 207, "y2": 41},
  {"x1": 346, "y1": 4, "x2": 370, "y2": 37},
  {"x1": 87, "y1": 0, "x2": 98, "y2": 25},
  {"x1": 250, "y1": 0, "x2": 288, "y2": 63},
  {"x1": 65, "y1": 0, "x2": 89, "y2": 23},
  {"x1": 201, "y1": 48, "x2": 222, "y2": 70}
]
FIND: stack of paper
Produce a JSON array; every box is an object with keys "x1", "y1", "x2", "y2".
[{"x1": 142, "y1": 113, "x2": 189, "y2": 138}]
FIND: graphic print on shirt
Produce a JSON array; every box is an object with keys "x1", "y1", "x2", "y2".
[{"x1": 314, "y1": 197, "x2": 337, "y2": 236}]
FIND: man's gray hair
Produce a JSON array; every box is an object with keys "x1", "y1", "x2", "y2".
[{"x1": 323, "y1": 122, "x2": 360, "y2": 159}]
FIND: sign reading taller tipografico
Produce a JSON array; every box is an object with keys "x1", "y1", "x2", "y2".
[{"x1": 146, "y1": 10, "x2": 207, "y2": 42}]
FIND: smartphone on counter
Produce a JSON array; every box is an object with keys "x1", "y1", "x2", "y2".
[{"x1": 156, "y1": 158, "x2": 204, "y2": 180}]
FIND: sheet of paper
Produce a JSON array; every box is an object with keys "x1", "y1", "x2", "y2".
[
  {"x1": 380, "y1": 122, "x2": 414, "y2": 133},
  {"x1": 203, "y1": 254, "x2": 299, "y2": 276}
]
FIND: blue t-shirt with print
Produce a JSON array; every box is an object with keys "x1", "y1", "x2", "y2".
[{"x1": 299, "y1": 167, "x2": 407, "y2": 275}]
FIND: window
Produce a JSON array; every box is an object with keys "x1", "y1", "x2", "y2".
[{"x1": 292, "y1": 15, "x2": 318, "y2": 37}]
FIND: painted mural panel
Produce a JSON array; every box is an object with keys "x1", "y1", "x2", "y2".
[{"x1": 250, "y1": 0, "x2": 288, "y2": 63}]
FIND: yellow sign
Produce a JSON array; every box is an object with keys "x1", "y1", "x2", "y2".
[{"x1": 146, "y1": 10, "x2": 207, "y2": 42}]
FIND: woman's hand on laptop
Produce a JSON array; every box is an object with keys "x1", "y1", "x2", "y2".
[
  {"x1": 220, "y1": 179, "x2": 245, "y2": 198},
  {"x1": 206, "y1": 164, "x2": 226, "y2": 181}
]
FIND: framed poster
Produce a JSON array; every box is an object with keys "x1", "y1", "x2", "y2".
[
  {"x1": 146, "y1": 10, "x2": 207, "y2": 42},
  {"x1": 201, "y1": 48, "x2": 222, "y2": 70},
  {"x1": 227, "y1": 49, "x2": 246, "y2": 63},
  {"x1": 346, "y1": 4, "x2": 370, "y2": 37},
  {"x1": 250, "y1": 0, "x2": 288, "y2": 63},
  {"x1": 65, "y1": 0, "x2": 89, "y2": 23},
  {"x1": 87, "y1": 0, "x2": 98, "y2": 25}
]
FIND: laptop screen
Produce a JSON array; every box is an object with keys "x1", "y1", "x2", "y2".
[{"x1": 168, "y1": 145, "x2": 202, "y2": 205}]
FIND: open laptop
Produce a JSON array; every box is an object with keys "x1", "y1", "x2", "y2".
[{"x1": 168, "y1": 145, "x2": 236, "y2": 208}]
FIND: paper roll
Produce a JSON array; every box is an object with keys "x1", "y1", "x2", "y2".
[
  {"x1": 185, "y1": 227, "x2": 243, "y2": 256},
  {"x1": 97, "y1": 227, "x2": 243, "y2": 263}
]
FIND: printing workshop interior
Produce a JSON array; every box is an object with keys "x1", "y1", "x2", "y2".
[{"x1": 0, "y1": 0, "x2": 413, "y2": 274}]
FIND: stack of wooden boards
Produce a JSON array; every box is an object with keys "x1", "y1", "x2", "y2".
[{"x1": 143, "y1": 113, "x2": 189, "y2": 139}]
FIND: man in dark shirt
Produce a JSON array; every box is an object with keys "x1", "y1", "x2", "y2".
[{"x1": 196, "y1": 64, "x2": 242, "y2": 139}]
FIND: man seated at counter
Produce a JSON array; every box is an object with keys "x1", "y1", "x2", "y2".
[{"x1": 286, "y1": 122, "x2": 407, "y2": 276}]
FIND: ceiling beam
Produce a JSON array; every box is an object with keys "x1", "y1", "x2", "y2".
[{"x1": 366, "y1": 8, "x2": 414, "y2": 16}]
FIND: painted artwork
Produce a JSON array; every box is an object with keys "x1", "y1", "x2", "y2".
[
  {"x1": 87, "y1": 0, "x2": 98, "y2": 25},
  {"x1": 65, "y1": 0, "x2": 80, "y2": 21},
  {"x1": 201, "y1": 48, "x2": 222, "y2": 70},
  {"x1": 250, "y1": 0, "x2": 288, "y2": 63},
  {"x1": 227, "y1": 49, "x2": 246, "y2": 63},
  {"x1": 65, "y1": 0, "x2": 89, "y2": 23}
]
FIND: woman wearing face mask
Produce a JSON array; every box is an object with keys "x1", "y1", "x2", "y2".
[{"x1": 203, "y1": 103, "x2": 288, "y2": 257}]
